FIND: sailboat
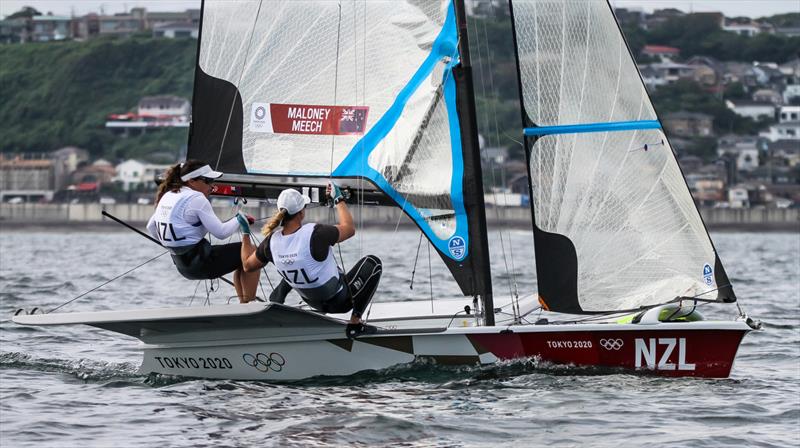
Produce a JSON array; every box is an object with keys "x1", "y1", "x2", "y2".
[{"x1": 14, "y1": 0, "x2": 758, "y2": 380}]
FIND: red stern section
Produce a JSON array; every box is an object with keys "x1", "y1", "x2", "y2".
[{"x1": 468, "y1": 329, "x2": 748, "y2": 378}]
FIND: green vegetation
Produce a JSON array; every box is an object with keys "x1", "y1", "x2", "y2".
[
  {"x1": 0, "y1": 36, "x2": 196, "y2": 159},
  {"x1": 632, "y1": 13, "x2": 800, "y2": 63}
]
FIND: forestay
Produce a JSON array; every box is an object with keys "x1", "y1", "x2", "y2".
[
  {"x1": 188, "y1": 0, "x2": 484, "y2": 296},
  {"x1": 510, "y1": 0, "x2": 734, "y2": 313}
]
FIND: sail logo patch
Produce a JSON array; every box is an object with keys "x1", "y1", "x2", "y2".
[
  {"x1": 448, "y1": 236, "x2": 466, "y2": 259},
  {"x1": 250, "y1": 102, "x2": 273, "y2": 133},
  {"x1": 250, "y1": 103, "x2": 369, "y2": 136},
  {"x1": 703, "y1": 263, "x2": 713, "y2": 286}
]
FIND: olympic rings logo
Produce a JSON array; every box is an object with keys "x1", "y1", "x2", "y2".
[
  {"x1": 599, "y1": 338, "x2": 624, "y2": 350},
  {"x1": 242, "y1": 352, "x2": 286, "y2": 373}
]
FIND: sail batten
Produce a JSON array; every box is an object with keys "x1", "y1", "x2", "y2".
[{"x1": 524, "y1": 120, "x2": 661, "y2": 136}]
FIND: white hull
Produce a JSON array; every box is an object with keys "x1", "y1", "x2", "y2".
[{"x1": 14, "y1": 297, "x2": 751, "y2": 379}]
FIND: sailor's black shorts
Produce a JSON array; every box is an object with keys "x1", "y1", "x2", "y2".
[{"x1": 171, "y1": 240, "x2": 242, "y2": 281}]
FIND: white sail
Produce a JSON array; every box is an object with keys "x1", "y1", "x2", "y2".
[{"x1": 512, "y1": 0, "x2": 732, "y2": 312}]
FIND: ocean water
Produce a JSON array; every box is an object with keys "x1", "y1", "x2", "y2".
[{"x1": 1, "y1": 229, "x2": 798, "y2": 447}]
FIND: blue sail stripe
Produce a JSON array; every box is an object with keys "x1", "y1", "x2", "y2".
[
  {"x1": 523, "y1": 120, "x2": 661, "y2": 136},
  {"x1": 333, "y1": 0, "x2": 468, "y2": 261}
]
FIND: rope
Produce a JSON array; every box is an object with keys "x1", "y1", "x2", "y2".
[{"x1": 49, "y1": 251, "x2": 169, "y2": 313}]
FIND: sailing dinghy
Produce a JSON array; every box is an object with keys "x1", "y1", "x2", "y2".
[{"x1": 15, "y1": 0, "x2": 758, "y2": 380}]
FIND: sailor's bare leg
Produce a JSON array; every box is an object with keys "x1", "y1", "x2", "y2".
[
  {"x1": 239, "y1": 268, "x2": 260, "y2": 303},
  {"x1": 233, "y1": 269, "x2": 244, "y2": 301}
]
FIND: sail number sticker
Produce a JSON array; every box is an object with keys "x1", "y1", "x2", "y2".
[{"x1": 250, "y1": 102, "x2": 369, "y2": 136}]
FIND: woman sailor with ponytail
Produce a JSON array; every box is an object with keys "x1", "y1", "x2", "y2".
[
  {"x1": 242, "y1": 182, "x2": 382, "y2": 335},
  {"x1": 147, "y1": 160, "x2": 260, "y2": 303}
]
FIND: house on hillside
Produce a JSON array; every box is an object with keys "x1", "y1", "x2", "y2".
[
  {"x1": 752, "y1": 88, "x2": 783, "y2": 106},
  {"x1": 779, "y1": 106, "x2": 800, "y2": 123},
  {"x1": 753, "y1": 63, "x2": 785, "y2": 87},
  {"x1": 30, "y1": 14, "x2": 72, "y2": 41},
  {"x1": 145, "y1": 9, "x2": 200, "y2": 29},
  {"x1": 138, "y1": 96, "x2": 191, "y2": 117},
  {"x1": 51, "y1": 146, "x2": 89, "y2": 190},
  {"x1": 71, "y1": 159, "x2": 116, "y2": 185},
  {"x1": 725, "y1": 99, "x2": 775, "y2": 120},
  {"x1": 760, "y1": 122, "x2": 800, "y2": 142},
  {"x1": 685, "y1": 56, "x2": 723, "y2": 89},
  {"x1": 0, "y1": 154, "x2": 55, "y2": 202},
  {"x1": 644, "y1": 8, "x2": 685, "y2": 29},
  {"x1": 97, "y1": 8, "x2": 146, "y2": 37},
  {"x1": 152, "y1": 22, "x2": 198, "y2": 39},
  {"x1": 783, "y1": 76, "x2": 800, "y2": 104},
  {"x1": 721, "y1": 19, "x2": 769, "y2": 37},
  {"x1": 639, "y1": 65, "x2": 667, "y2": 91},
  {"x1": 113, "y1": 159, "x2": 171, "y2": 191},
  {"x1": 722, "y1": 62, "x2": 758, "y2": 88},
  {"x1": 0, "y1": 18, "x2": 29, "y2": 43},
  {"x1": 640, "y1": 45, "x2": 680, "y2": 62},
  {"x1": 663, "y1": 112, "x2": 713, "y2": 138},
  {"x1": 767, "y1": 139, "x2": 800, "y2": 168},
  {"x1": 717, "y1": 136, "x2": 761, "y2": 172}
]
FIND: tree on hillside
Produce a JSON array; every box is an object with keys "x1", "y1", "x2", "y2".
[{"x1": 6, "y1": 6, "x2": 41, "y2": 20}]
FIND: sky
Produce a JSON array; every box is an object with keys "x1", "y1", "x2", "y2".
[{"x1": 1, "y1": 0, "x2": 798, "y2": 19}]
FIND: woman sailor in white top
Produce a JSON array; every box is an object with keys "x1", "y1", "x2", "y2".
[
  {"x1": 241, "y1": 184, "x2": 382, "y2": 330},
  {"x1": 146, "y1": 160, "x2": 260, "y2": 303}
]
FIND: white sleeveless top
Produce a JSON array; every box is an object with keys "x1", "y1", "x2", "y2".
[
  {"x1": 269, "y1": 222, "x2": 342, "y2": 302},
  {"x1": 147, "y1": 187, "x2": 238, "y2": 250}
]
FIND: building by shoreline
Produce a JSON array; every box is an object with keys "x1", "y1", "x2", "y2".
[{"x1": 1, "y1": 203, "x2": 797, "y2": 232}]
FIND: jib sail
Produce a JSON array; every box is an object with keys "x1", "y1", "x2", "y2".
[{"x1": 509, "y1": 0, "x2": 735, "y2": 313}]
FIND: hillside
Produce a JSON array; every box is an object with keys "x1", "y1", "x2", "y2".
[{"x1": 0, "y1": 36, "x2": 196, "y2": 160}]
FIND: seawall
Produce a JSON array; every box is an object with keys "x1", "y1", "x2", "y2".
[{"x1": 0, "y1": 203, "x2": 797, "y2": 232}]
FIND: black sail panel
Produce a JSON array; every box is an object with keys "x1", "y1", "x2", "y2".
[{"x1": 187, "y1": 67, "x2": 246, "y2": 174}]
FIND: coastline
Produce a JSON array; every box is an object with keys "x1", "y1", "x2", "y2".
[{"x1": 1, "y1": 203, "x2": 797, "y2": 232}]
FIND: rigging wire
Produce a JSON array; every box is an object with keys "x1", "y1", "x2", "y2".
[
  {"x1": 469, "y1": 10, "x2": 518, "y2": 319},
  {"x1": 49, "y1": 251, "x2": 169, "y2": 313},
  {"x1": 213, "y1": 0, "x2": 265, "y2": 171},
  {"x1": 428, "y1": 240, "x2": 434, "y2": 313},
  {"x1": 479, "y1": 16, "x2": 523, "y2": 319},
  {"x1": 409, "y1": 232, "x2": 424, "y2": 290}
]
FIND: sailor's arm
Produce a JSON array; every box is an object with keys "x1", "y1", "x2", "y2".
[
  {"x1": 242, "y1": 236, "x2": 264, "y2": 273},
  {"x1": 192, "y1": 196, "x2": 239, "y2": 239},
  {"x1": 328, "y1": 181, "x2": 355, "y2": 242},
  {"x1": 334, "y1": 202, "x2": 355, "y2": 242}
]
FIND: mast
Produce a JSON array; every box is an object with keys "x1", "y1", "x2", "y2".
[{"x1": 453, "y1": 0, "x2": 494, "y2": 325}]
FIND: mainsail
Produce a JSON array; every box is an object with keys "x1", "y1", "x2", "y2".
[
  {"x1": 509, "y1": 0, "x2": 735, "y2": 313},
  {"x1": 186, "y1": 0, "x2": 491, "y2": 300}
]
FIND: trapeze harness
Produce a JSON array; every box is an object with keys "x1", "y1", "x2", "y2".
[
  {"x1": 269, "y1": 223, "x2": 345, "y2": 311},
  {"x1": 147, "y1": 188, "x2": 240, "y2": 278}
]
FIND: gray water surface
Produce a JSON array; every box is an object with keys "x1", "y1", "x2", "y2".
[{"x1": 1, "y1": 230, "x2": 798, "y2": 447}]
